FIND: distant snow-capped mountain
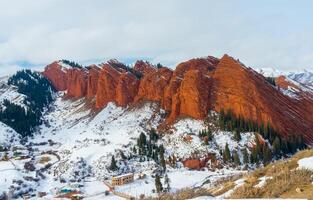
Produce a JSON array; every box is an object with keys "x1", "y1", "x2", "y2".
[{"x1": 288, "y1": 70, "x2": 313, "y2": 90}]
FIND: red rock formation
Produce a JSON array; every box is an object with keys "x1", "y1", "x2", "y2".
[
  {"x1": 87, "y1": 65, "x2": 101, "y2": 98},
  {"x1": 183, "y1": 159, "x2": 203, "y2": 170},
  {"x1": 276, "y1": 75, "x2": 300, "y2": 90},
  {"x1": 275, "y1": 75, "x2": 313, "y2": 136},
  {"x1": 66, "y1": 68, "x2": 88, "y2": 98},
  {"x1": 133, "y1": 60, "x2": 156, "y2": 75},
  {"x1": 43, "y1": 61, "x2": 89, "y2": 98},
  {"x1": 43, "y1": 61, "x2": 68, "y2": 91},
  {"x1": 135, "y1": 67, "x2": 173, "y2": 103},
  {"x1": 96, "y1": 64, "x2": 139, "y2": 108},
  {"x1": 212, "y1": 55, "x2": 313, "y2": 143},
  {"x1": 163, "y1": 56, "x2": 219, "y2": 122},
  {"x1": 42, "y1": 55, "x2": 313, "y2": 143},
  {"x1": 183, "y1": 153, "x2": 216, "y2": 170},
  {"x1": 116, "y1": 72, "x2": 140, "y2": 107}
]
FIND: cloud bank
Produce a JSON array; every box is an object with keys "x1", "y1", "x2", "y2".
[{"x1": 1, "y1": 0, "x2": 313, "y2": 76}]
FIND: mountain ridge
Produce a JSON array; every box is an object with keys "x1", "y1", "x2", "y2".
[{"x1": 42, "y1": 54, "x2": 313, "y2": 144}]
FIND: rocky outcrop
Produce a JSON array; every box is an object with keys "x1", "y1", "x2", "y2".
[
  {"x1": 43, "y1": 61, "x2": 90, "y2": 98},
  {"x1": 87, "y1": 65, "x2": 101, "y2": 98},
  {"x1": 96, "y1": 64, "x2": 139, "y2": 108},
  {"x1": 211, "y1": 55, "x2": 313, "y2": 143},
  {"x1": 163, "y1": 56, "x2": 219, "y2": 122},
  {"x1": 183, "y1": 159, "x2": 203, "y2": 170},
  {"x1": 276, "y1": 75, "x2": 300, "y2": 91},
  {"x1": 43, "y1": 55, "x2": 313, "y2": 143},
  {"x1": 183, "y1": 153, "x2": 217, "y2": 170},
  {"x1": 66, "y1": 68, "x2": 88, "y2": 98},
  {"x1": 42, "y1": 61, "x2": 68, "y2": 91},
  {"x1": 133, "y1": 60, "x2": 156, "y2": 75},
  {"x1": 135, "y1": 67, "x2": 173, "y2": 103}
]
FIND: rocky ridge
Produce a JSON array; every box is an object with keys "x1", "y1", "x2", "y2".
[{"x1": 42, "y1": 55, "x2": 313, "y2": 143}]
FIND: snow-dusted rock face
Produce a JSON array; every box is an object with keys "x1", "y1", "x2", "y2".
[{"x1": 288, "y1": 70, "x2": 313, "y2": 90}]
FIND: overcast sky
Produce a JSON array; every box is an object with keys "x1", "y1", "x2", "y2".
[{"x1": 1, "y1": 0, "x2": 313, "y2": 76}]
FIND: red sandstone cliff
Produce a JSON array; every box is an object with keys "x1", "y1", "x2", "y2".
[
  {"x1": 42, "y1": 56, "x2": 313, "y2": 143},
  {"x1": 133, "y1": 60, "x2": 156, "y2": 75},
  {"x1": 42, "y1": 61, "x2": 68, "y2": 91},
  {"x1": 162, "y1": 56, "x2": 219, "y2": 122},
  {"x1": 135, "y1": 67, "x2": 173, "y2": 103},
  {"x1": 66, "y1": 68, "x2": 88, "y2": 98},
  {"x1": 212, "y1": 55, "x2": 313, "y2": 143},
  {"x1": 95, "y1": 63, "x2": 139, "y2": 108},
  {"x1": 87, "y1": 65, "x2": 101, "y2": 98}
]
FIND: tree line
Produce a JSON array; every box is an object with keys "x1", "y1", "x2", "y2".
[
  {"x1": 0, "y1": 70, "x2": 55, "y2": 137},
  {"x1": 217, "y1": 109, "x2": 306, "y2": 166}
]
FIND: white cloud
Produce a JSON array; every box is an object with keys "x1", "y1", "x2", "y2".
[
  {"x1": 0, "y1": 0, "x2": 313, "y2": 75},
  {"x1": 0, "y1": 65, "x2": 22, "y2": 77}
]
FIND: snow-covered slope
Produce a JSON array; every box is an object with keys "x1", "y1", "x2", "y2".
[
  {"x1": 255, "y1": 68, "x2": 287, "y2": 77},
  {"x1": 0, "y1": 76, "x2": 28, "y2": 110},
  {"x1": 0, "y1": 92, "x2": 256, "y2": 199},
  {"x1": 0, "y1": 122, "x2": 20, "y2": 146},
  {"x1": 288, "y1": 70, "x2": 313, "y2": 90}
]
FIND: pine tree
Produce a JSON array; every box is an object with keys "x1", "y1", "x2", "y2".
[
  {"x1": 234, "y1": 129, "x2": 241, "y2": 142},
  {"x1": 233, "y1": 151, "x2": 241, "y2": 166},
  {"x1": 272, "y1": 137, "x2": 281, "y2": 156},
  {"x1": 164, "y1": 173, "x2": 171, "y2": 192},
  {"x1": 138, "y1": 132, "x2": 147, "y2": 148},
  {"x1": 254, "y1": 134, "x2": 263, "y2": 160},
  {"x1": 207, "y1": 128, "x2": 213, "y2": 141},
  {"x1": 250, "y1": 147, "x2": 258, "y2": 163},
  {"x1": 262, "y1": 144, "x2": 272, "y2": 165},
  {"x1": 120, "y1": 151, "x2": 127, "y2": 160},
  {"x1": 155, "y1": 174, "x2": 163, "y2": 193},
  {"x1": 159, "y1": 145, "x2": 166, "y2": 172},
  {"x1": 109, "y1": 155, "x2": 117, "y2": 171},
  {"x1": 149, "y1": 128, "x2": 159, "y2": 142},
  {"x1": 242, "y1": 148, "x2": 249, "y2": 164},
  {"x1": 223, "y1": 143, "x2": 231, "y2": 163}
]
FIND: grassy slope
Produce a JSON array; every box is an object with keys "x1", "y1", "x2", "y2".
[{"x1": 227, "y1": 149, "x2": 313, "y2": 199}]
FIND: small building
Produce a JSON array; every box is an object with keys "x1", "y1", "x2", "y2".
[{"x1": 111, "y1": 173, "x2": 134, "y2": 186}]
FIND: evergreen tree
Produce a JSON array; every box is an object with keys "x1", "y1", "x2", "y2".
[
  {"x1": 159, "y1": 145, "x2": 166, "y2": 172},
  {"x1": 262, "y1": 144, "x2": 272, "y2": 165},
  {"x1": 254, "y1": 134, "x2": 263, "y2": 161},
  {"x1": 109, "y1": 155, "x2": 117, "y2": 171},
  {"x1": 272, "y1": 137, "x2": 281, "y2": 156},
  {"x1": 149, "y1": 128, "x2": 159, "y2": 142},
  {"x1": 234, "y1": 129, "x2": 241, "y2": 142},
  {"x1": 137, "y1": 132, "x2": 147, "y2": 148},
  {"x1": 223, "y1": 143, "x2": 231, "y2": 163},
  {"x1": 120, "y1": 151, "x2": 127, "y2": 160},
  {"x1": 242, "y1": 148, "x2": 249, "y2": 164},
  {"x1": 233, "y1": 151, "x2": 241, "y2": 166},
  {"x1": 164, "y1": 173, "x2": 171, "y2": 192},
  {"x1": 156, "y1": 63, "x2": 163, "y2": 69},
  {"x1": 155, "y1": 174, "x2": 163, "y2": 193},
  {"x1": 250, "y1": 146, "x2": 258, "y2": 163},
  {"x1": 207, "y1": 128, "x2": 213, "y2": 141}
]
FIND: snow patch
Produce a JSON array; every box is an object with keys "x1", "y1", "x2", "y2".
[{"x1": 298, "y1": 156, "x2": 313, "y2": 171}]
